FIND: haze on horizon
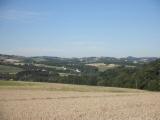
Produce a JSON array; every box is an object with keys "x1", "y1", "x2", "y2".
[{"x1": 0, "y1": 0, "x2": 160, "y2": 58}]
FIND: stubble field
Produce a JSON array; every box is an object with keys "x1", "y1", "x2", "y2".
[{"x1": 0, "y1": 80, "x2": 160, "y2": 120}]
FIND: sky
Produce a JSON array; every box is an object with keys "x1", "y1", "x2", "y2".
[{"x1": 0, "y1": 0, "x2": 160, "y2": 57}]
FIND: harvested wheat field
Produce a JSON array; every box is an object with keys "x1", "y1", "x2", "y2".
[{"x1": 0, "y1": 81, "x2": 160, "y2": 120}]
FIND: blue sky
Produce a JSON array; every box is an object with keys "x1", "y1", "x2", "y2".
[{"x1": 0, "y1": 0, "x2": 160, "y2": 57}]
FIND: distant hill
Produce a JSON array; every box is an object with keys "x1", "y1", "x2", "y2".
[{"x1": 0, "y1": 53, "x2": 159, "y2": 64}]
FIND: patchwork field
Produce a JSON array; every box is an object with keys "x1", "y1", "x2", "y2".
[{"x1": 0, "y1": 80, "x2": 160, "y2": 120}]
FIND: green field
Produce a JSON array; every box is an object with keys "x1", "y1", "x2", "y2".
[
  {"x1": 0, "y1": 65, "x2": 23, "y2": 74},
  {"x1": 0, "y1": 80, "x2": 145, "y2": 92}
]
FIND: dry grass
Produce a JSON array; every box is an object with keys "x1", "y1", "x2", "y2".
[
  {"x1": 0, "y1": 90, "x2": 160, "y2": 120},
  {"x1": 0, "y1": 80, "x2": 144, "y2": 92},
  {"x1": 0, "y1": 81, "x2": 159, "y2": 120}
]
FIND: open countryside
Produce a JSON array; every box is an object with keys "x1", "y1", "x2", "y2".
[
  {"x1": 0, "y1": 54, "x2": 160, "y2": 120},
  {"x1": 0, "y1": 0, "x2": 160, "y2": 119}
]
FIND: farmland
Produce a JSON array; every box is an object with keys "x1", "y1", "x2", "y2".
[
  {"x1": 0, "y1": 80, "x2": 143, "y2": 92},
  {"x1": 0, "y1": 65, "x2": 23, "y2": 74},
  {"x1": 0, "y1": 80, "x2": 160, "y2": 120},
  {"x1": 86, "y1": 63, "x2": 120, "y2": 71}
]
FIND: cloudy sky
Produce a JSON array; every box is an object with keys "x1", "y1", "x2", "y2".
[{"x1": 0, "y1": 0, "x2": 160, "y2": 57}]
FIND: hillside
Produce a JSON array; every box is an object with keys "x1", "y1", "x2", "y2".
[
  {"x1": 0, "y1": 65, "x2": 23, "y2": 74},
  {"x1": 0, "y1": 80, "x2": 159, "y2": 120},
  {"x1": 0, "y1": 80, "x2": 144, "y2": 92},
  {"x1": 0, "y1": 53, "x2": 159, "y2": 91}
]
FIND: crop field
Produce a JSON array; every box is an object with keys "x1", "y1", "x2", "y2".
[
  {"x1": 0, "y1": 80, "x2": 160, "y2": 120},
  {"x1": 86, "y1": 63, "x2": 120, "y2": 71}
]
